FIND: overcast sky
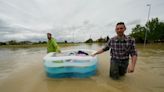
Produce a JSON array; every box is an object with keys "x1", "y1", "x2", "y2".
[{"x1": 0, "y1": 0, "x2": 164, "y2": 42}]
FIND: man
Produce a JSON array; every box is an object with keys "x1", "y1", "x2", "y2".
[
  {"x1": 92, "y1": 22, "x2": 137, "y2": 80},
  {"x1": 47, "y1": 33, "x2": 61, "y2": 53}
]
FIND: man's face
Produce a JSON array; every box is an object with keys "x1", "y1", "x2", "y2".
[
  {"x1": 115, "y1": 24, "x2": 126, "y2": 36},
  {"x1": 47, "y1": 34, "x2": 51, "y2": 40}
]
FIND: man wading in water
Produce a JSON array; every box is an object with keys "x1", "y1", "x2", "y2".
[
  {"x1": 92, "y1": 22, "x2": 137, "y2": 80},
  {"x1": 47, "y1": 33, "x2": 61, "y2": 53}
]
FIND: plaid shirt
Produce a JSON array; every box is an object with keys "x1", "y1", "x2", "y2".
[{"x1": 103, "y1": 35, "x2": 137, "y2": 60}]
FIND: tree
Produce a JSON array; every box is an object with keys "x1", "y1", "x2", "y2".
[
  {"x1": 8, "y1": 40, "x2": 17, "y2": 45},
  {"x1": 85, "y1": 38, "x2": 93, "y2": 43},
  {"x1": 158, "y1": 22, "x2": 164, "y2": 41},
  {"x1": 130, "y1": 24, "x2": 145, "y2": 43},
  {"x1": 65, "y1": 40, "x2": 68, "y2": 43},
  {"x1": 145, "y1": 18, "x2": 160, "y2": 42},
  {"x1": 130, "y1": 17, "x2": 164, "y2": 43},
  {"x1": 106, "y1": 36, "x2": 110, "y2": 42},
  {"x1": 96, "y1": 37, "x2": 106, "y2": 43}
]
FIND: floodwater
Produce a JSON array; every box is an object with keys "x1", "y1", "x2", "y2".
[{"x1": 0, "y1": 43, "x2": 164, "y2": 92}]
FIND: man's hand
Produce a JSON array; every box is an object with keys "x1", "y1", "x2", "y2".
[
  {"x1": 128, "y1": 55, "x2": 137, "y2": 73},
  {"x1": 127, "y1": 64, "x2": 134, "y2": 73},
  {"x1": 91, "y1": 49, "x2": 104, "y2": 57},
  {"x1": 91, "y1": 52, "x2": 96, "y2": 57}
]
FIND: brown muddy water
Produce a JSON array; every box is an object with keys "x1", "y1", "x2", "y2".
[{"x1": 0, "y1": 43, "x2": 164, "y2": 92}]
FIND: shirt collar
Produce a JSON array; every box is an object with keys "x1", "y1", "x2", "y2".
[{"x1": 114, "y1": 35, "x2": 129, "y2": 42}]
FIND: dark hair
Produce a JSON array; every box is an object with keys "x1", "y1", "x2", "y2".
[
  {"x1": 116, "y1": 22, "x2": 126, "y2": 28},
  {"x1": 116, "y1": 22, "x2": 125, "y2": 26},
  {"x1": 47, "y1": 33, "x2": 52, "y2": 35}
]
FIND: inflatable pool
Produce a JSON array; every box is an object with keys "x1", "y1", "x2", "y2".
[{"x1": 43, "y1": 49, "x2": 98, "y2": 78}]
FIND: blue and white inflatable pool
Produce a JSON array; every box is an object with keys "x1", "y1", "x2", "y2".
[{"x1": 43, "y1": 49, "x2": 98, "y2": 78}]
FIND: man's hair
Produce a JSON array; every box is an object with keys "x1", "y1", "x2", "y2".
[
  {"x1": 116, "y1": 22, "x2": 125, "y2": 26},
  {"x1": 116, "y1": 22, "x2": 126, "y2": 28},
  {"x1": 47, "y1": 33, "x2": 52, "y2": 35}
]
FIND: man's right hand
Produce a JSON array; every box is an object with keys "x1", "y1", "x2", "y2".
[
  {"x1": 91, "y1": 52, "x2": 96, "y2": 57},
  {"x1": 91, "y1": 49, "x2": 104, "y2": 57}
]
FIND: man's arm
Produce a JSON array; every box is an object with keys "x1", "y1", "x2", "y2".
[
  {"x1": 91, "y1": 49, "x2": 104, "y2": 56},
  {"x1": 128, "y1": 55, "x2": 137, "y2": 73},
  {"x1": 128, "y1": 38, "x2": 137, "y2": 73},
  {"x1": 52, "y1": 38, "x2": 61, "y2": 53},
  {"x1": 91, "y1": 40, "x2": 110, "y2": 57}
]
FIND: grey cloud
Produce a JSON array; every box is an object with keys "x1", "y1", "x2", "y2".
[{"x1": 126, "y1": 19, "x2": 141, "y2": 26}]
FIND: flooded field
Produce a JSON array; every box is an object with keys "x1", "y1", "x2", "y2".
[{"x1": 0, "y1": 43, "x2": 164, "y2": 92}]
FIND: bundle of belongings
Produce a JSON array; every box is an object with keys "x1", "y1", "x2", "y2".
[{"x1": 69, "y1": 50, "x2": 89, "y2": 56}]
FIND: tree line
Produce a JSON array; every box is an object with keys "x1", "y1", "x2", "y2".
[
  {"x1": 0, "y1": 40, "x2": 47, "y2": 45},
  {"x1": 85, "y1": 36, "x2": 109, "y2": 43},
  {"x1": 130, "y1": 18, "x2": 164, "y2": 43},
  {"x1": 0, "y1": 36, "x2": 110, "y2": 45}
]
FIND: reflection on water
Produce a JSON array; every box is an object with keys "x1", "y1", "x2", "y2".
[{"x1": 0, "y1": 43, "x2": 164, "y2": 92}]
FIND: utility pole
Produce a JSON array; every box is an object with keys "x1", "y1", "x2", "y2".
[{"x1": 144, "y1": 4, "x2": 151, "y2": 47}]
